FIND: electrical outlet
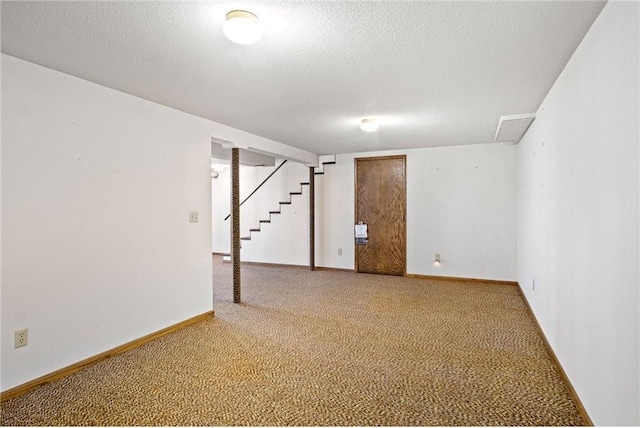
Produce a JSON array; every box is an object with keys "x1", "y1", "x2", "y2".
[
  {"x1": 338, "y1": 248, "x2": 343, "y2": 256},
  {"x1": 14, "y1": 328, "x2": 28, "y2": 349},
  {"x1": 189, "y1": 211, "x2": 199, "y2": 223}
]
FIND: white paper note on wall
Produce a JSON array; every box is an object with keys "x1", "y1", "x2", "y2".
[{"x1": 355, "y1": 224, "x2": 367, "y2": 238}]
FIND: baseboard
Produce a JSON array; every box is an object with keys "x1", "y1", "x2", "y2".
[
  {"x1": 406, "y1": 273, "x2": 518, "y2": 286},
  {"x1": 230, "y1": 260, "x2": 352, "y2": 272},
  {"x1": 315, "y1": 266, "x2": 356, "y2": 273},
  {"x1": 239, "y1": 260, "x2": 309, "y2": 269},
  {"x1": 0, "y1": 310, "x2": 214, "y2": 402},
  {"x1": 239, "y1": 260, "x2": 355, "y2": 273},
  {"x1": 213, "y1": 253, "x2": 308, "y2": 270},
  {"x1": 516, "y1": 285, "x2": 593, "y2": 426}
]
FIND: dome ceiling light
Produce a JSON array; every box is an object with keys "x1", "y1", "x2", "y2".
[
  {"x1": 360, "y1": 118, "x2": 379, "y2": 132},
  {"x1": 223, "y1": 10, "x2": 262, "y2": 45}
]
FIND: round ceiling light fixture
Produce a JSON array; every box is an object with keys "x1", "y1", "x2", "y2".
[
  {"x1": 360, "y1": 118, "x2": 379, "y2": 132},
  {"x1": 223, "y1": 10, "x2": 262, "y2": 45}
]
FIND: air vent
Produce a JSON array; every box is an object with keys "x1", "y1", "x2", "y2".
[{"x1": 495, "y1": 113, "x2": 535, "y2": 144}]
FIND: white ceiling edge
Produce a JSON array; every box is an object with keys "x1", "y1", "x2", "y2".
[
  {"x1": 211, "y1": 141, "x2": 276, "y2": 167},
  {"x1": 495, "y1": 113, "x2": 536, "y2": 144},
  {"x1": 211, "y1": 136, "x2": 318, "y2": 167}
]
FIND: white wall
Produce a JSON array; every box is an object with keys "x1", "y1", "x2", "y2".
[
  {"x1": 212, "y1": 167, "x2": 232, "y2": 253},
  {"x1": 517, "y1": 1, "x2": 639, "y2": 425},
  {"x1": 2, "y1": 54, "x2": 247, "y2": 391},
  {"x1": 317, "y1": 145, "x2": 517, "y2": 280}
]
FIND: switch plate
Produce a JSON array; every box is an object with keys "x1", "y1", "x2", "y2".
[
  {"x1": 189, "y1": 211, "x2": 199, "y2": 223},
  {"x1": 14, "y1": 329, "x2": 28, "y2": 348}
]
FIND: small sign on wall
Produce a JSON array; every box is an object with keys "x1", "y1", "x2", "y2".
[{"x1": 355, "y1": 223, "x2": 368, "y2": 245}]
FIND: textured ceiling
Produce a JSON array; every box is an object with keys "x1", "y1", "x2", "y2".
[{"x1": 1, "y1": 1, "x2": 606, "y2": 155}]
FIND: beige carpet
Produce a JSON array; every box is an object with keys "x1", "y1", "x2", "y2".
[{"x1": 1, "y1": 256, "x2": 583, "y2": 426}]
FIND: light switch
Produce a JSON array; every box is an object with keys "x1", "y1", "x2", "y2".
[{"x1": 189, "y1": 211, "x2": 199, "y2": 223}]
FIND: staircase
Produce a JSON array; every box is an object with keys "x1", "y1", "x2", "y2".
[
  {"x1": 222, "y1": 155, "x2": 335, "y2": 262},
  {"x1": 240, "y1": 181, "x2": 310, "y2": 241},
  {"x1": 313, "y1": 154, "x2": 336, "y2": 175}
]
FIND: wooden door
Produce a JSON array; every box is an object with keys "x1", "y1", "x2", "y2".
[{"x1": 355, "y1": 155, "x2": 406, "y2": 275}]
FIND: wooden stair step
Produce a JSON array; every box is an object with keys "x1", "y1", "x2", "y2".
[
  {"x1": 240, "y1": 237, "x2": 251, "y2": 240},
  {"x1": 259, "y1": 219, "x2": 271, "y2": 223}
]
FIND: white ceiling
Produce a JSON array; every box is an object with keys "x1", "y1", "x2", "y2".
[{"x1": 1, "y1": 1, "x2": 606, "y2": 156}]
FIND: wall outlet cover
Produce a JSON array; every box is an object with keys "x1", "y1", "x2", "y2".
[{"x1": 14, "y1": 328, "x2": 28, "y2": 348}]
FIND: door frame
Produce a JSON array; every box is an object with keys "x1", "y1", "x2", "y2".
[{"x1": 354, "y1": 154, "x2": 407, "y2": 275}]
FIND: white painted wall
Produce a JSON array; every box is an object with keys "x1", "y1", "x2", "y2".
[
  {"x1": 212, "y1": 167, "x2": 232, "y2": 254},
  {"x1": 0, "y1": 54, "x2": 311, "y2": 392},
  {"x1": 317, "y1": 145, "x2": 517, "y2": 280},
  {"x1": 517, "y1": 2, "x2": 639, "y2": 425}
]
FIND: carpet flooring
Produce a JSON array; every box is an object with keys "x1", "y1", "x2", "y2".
[{"x1": 1, "y1": 256, "x2": 583, "y2": 426}]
